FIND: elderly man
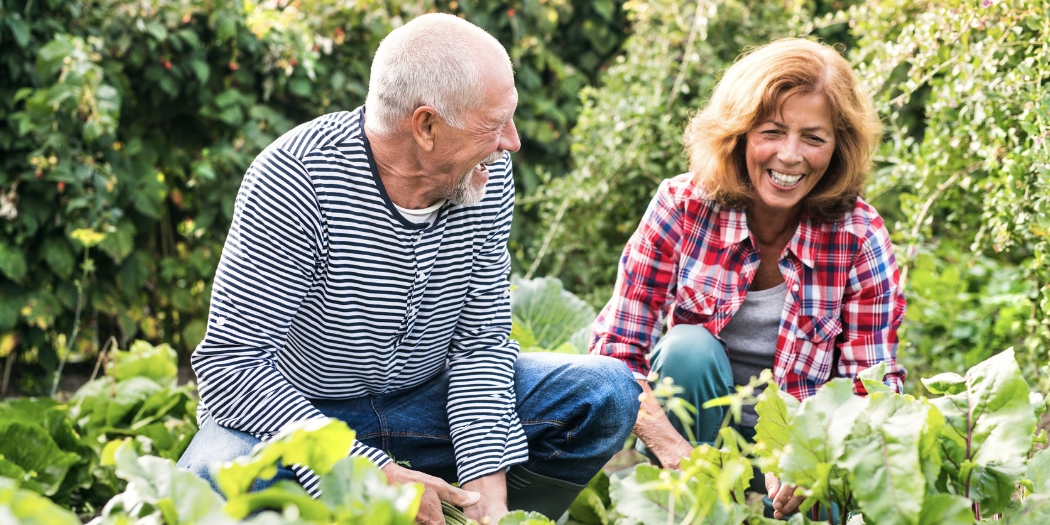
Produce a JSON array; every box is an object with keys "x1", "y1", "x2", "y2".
[{"x1": 176, "y1": 13, "x2": 639, "y2": 524}]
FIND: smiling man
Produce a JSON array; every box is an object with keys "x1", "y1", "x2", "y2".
[{"x1": 175, "y1": 13, "x2": 639, "y2": 525}]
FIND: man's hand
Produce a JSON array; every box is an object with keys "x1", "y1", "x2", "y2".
[
  {"x1": 382, "y1": 463, "x2": 480, "y2": 525},
  {"x1": 461, "y1": 470, "x2": 509, "y2": 524},
  {"x1": 633, "y1": 380, "x2": 695, "y2": 470},
  {"x1": 765, "y1": 472, "x2": 806, "y2": 519}
]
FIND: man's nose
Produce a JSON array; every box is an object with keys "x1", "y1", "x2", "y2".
[{"x1": 500, "y1": 118, "x2": 521, "y2": 153}]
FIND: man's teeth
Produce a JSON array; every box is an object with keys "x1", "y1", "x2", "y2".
[{"x1": 769, "y1": 170, "x2": 803, "y2": 187}]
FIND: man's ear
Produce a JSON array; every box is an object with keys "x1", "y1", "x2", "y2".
[{"x1": 411, "y1": 106, "x2": 439, "y2": 152}]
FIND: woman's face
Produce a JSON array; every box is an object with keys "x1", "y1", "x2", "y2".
[{"x1": 745, "y1": 92, "x2": 836, "y2": 215}]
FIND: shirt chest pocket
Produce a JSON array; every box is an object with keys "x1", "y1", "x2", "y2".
[
  {"x1": 676, "y1": 287, "x2": 718, "y2": 321},
  {"x1": 791, "y1": 314, "x2": 843, "y2": 383}
]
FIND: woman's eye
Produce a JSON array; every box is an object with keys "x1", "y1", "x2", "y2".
[
  {"x1": 761, "y1": 129, "x2": 782, "y2": 137},
  {"x1": 806, "y1": 135, "x2": 827, "y2": 144}
]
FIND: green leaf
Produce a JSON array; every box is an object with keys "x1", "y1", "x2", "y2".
[
  {"x1": 189, "y1": 59, "x2": 210, "y2": 83},
  {"x1": 1026, "y1": 447, "x2": 1050, "y2": 494},
  {"x1": 498, "y1": 510, "x2": 557, "y2": 525},
  {"x1": 39, "y1": 238, "x2": 75, "y2": 279},
  {"x1": 609, "y1": 464, "x2": 689, "y2": 524},
  {"x1": 929, "y1": 350, "x2": 1035, "y2": 514},
  {"x1": 753, "y1": 386, "x2": 799, "y2": 475},
  {"x1": 857, "y1": 362, "x2": 891, "y2": 395},
  {"x1": 839, "y1": 396, "x2": 929, "y2": 525},
  {"x1": 225, "y1": 480, "x2": 330, "y2": 520},
  {"x1": 216, "y1": 418, "x2": 356, "y2": 499},
  {"x1": 568, "y1": 485, "x2": 609, "y2": 524},
  {"x1": 510, "y1": 276, "x2": 595, "y2": 352},
  {"x1": 0, "y1": 477, "x2": 80, "y2": 525},
  {"x1": 916, "y1": 494, "x2": 972, "y2": 525},
  {"x1": 98, "y1": 220, "x2": 136, "y2": 263},
  {"x1": 71, "y1": 376, "x2": 163, "y2": 430},
  {"x1": 5, "y1": 18, "x2": 31, "y2": 48},
  {"x1": 921, "y1": 372, "x2": 966, "y2": 395},
  {"x1": 0, "y1": 420, "x2": 79, "y2": 496},
  {"x1": 0, "y1": 243, "x2": 28, "y2": 282},
  {"x1": 105, "y1": 440, "x2": 233, "y2": 524},
  {"x1": 1005, "y1": 494, "x2": 1050, "y2": 524},
  {"x1": 779, "y1": 378, "x2": 868, "y2": 498},
  {"x1": 319, "y1": 456, "x2": 420, "y2": 524},
  {"x1": 109, "y1": 340, "x2": 178, "y2": 384}
]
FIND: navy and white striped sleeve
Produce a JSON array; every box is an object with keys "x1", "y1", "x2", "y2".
[
  {"x1": 445, "y1": 155, "x2": 529, "y2": 484},
  {"x1": 192, "y1": 147, "x2": 391, "y2": 486}
]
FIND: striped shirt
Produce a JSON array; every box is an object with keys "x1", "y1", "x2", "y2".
[
  {"x1": 590, "y1": 174, "x2": 906, "y2": 401},
  {"x1": 192, "y1": 107, "x2": 528, "y2": 494}
]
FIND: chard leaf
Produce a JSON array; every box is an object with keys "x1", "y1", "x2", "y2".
[
  {"x1": 105, "y1": 440, "x2": 233, "y2": 524},
  {"x1": 109, "y1": 340, "x2": 179, "y2": 384},
  {"x1": 779, "y1": 378, "x2": 868, "y2": 502},
  {"x1": 216, "y1": 418, "x2": 356, "y2": 499},
  {"x1": 916, "y1": 494, "x2": 972, "y2": 525},
  {"x1": 0, "y1": 477, "x2": 80, "y2": 525},
  {"x1": 857, "y1": 362, "x2": 891, "y2": 395},
  {"x1": 928, "y1": 349, "x2": 1034, "y2": 514},
  {"x1": 0, "y1": 420, "x2": 79, "y2": 496},
  {"x1": 497, "y1": 510, "x2": 557, "y2": 524},
  {"x1": 225, "y1": 480, "x2": 330, "y2": 520},
  {"x1": 1025, "y1": 447, "x2": 1050, "y2": 494},
  {"x1": 753, "y1": 386, "x2": 799, "y2": 475},
  {"x1": 569, "y1": 471, "x2": 611, "y2": 525},
  {"x1": 921, "y1": 372, "x2": 966, "y2": 395},
  {"x1": 1003, "y1": 493, "x2": 1050, "y2": 524},
  {"x1": 609, "y1": 464, "x2": 690, "y2": 524},
  {"x1": 318, "y1": 456, "x2": 419, "y2": 523},
  {"x1": 840, "y1": 396, "x2": 928, "y2": 525}
]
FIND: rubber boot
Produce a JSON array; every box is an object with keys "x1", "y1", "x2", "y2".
[{"x1": 505, "y1": 464, "x2": 587, "y2": 520}]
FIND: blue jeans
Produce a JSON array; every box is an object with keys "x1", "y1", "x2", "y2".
[{"x1": 177, "y1": 353, "x2": 641, "y2": 492}]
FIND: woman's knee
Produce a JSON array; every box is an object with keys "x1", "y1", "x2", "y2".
[{"x1": 649, "y1": 324, "x2": 730, "y2": 387}]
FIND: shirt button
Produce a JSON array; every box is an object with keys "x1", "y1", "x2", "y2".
[
  {"x1": 215, "y1": 317, "x2": 227, "y2": 326},
  {"x1": 792, "y1": 284, "x2": 800, "y2": 292},
  {"x1": 416, "y1": 271, "x2": 425, "y2": 281},
  {"x1": 503, "y1": 290, "x2": 511, "y2": 299}
]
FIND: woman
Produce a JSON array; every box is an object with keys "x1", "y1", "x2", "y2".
[{"x1": 589, "y1": 38, "x2": 905, "y2": 519}]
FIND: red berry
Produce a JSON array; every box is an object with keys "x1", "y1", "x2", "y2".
[
  {"x1": 164, "y1": 61, "x2": 172, "y2": 70},
  {"x1": 507, "y1": 8, "x2": 516, "y2": 17},
  {"x1": 228, "y1": 62, "x2": 240, "y2": 71},
  {"x1": 57, "y1": 181, "x2": 66, "y2": 191}
]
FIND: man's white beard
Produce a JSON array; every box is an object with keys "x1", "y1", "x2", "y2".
[{"x1": 448, "y1": 150, "x2": 504, "y2": 206}]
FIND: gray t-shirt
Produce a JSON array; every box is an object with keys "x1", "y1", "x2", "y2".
[{"x1": 718, "y1": 282, "x2": 787, "y2": 427}]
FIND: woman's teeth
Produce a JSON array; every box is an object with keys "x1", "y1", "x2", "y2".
[{"x1": 769, "y1": 170, "x2": 803, "y2": 187}]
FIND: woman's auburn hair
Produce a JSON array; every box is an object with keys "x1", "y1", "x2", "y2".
[{"x1": 685, "y1": 38, "x2": 883, "y2": 221}]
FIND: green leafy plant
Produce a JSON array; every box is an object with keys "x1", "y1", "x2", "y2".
[
  {"x1": 566, "y1": 350, "x2": 1050, "y2": 525},
  {"x1": 510, "y1": 275, "x2": 595, "y2": 353}
]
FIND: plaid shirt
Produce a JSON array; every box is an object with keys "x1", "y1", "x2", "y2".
[{"x1": 589, "y1": 174, "x2": 906, "y2": 401}]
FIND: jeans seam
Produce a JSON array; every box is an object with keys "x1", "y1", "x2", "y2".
[
  {"x1": 527, "y1": 448, "x2": 564, "y2": 471},
  {"x1": 370, "y1": 395, "x2": 388, "y2": 451},
  {"x1": 521, "y1": 419, "x2": 567, "y2": 426},
  {"x1": 385, "y1": 431, "x2": 453, "y2": 441}
]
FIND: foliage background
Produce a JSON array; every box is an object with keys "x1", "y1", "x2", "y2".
[{"x1": 1, "y1": 0, "x2": 1048, "y2": 394}]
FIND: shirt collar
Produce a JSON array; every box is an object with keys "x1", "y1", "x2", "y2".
[{"x1": 720, "y1": 204, "x2": 819, "y2": 269}]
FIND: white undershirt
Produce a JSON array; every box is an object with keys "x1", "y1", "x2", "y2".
[{"x1": 394, "y1": 199, "x2": 445, "y2": 225}]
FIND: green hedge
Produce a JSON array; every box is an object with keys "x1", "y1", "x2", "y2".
[{"x1": 0, "y1": 0, "x2": 628, "y2": 383}]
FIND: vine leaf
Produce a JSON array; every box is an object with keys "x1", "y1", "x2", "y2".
[{"x1": 927, "y1": 349, "x2": 1035, "y2": 515}]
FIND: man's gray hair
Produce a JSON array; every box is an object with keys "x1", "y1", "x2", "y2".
[{"x1": 365, "y1": 13, "x2": 511, "y2": 135}]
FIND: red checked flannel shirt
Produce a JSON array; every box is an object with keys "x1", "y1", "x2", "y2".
[{"x1": 589, "y1": 174, "x2": 906, "y2": 401}]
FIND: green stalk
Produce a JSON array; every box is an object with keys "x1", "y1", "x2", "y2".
[{"x1": 50, "y1": 247, "x2": 88, "y2": 398}]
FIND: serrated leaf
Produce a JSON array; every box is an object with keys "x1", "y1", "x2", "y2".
[{"x1": 98, "y1": 220, "x2": 135, "y2": 263}]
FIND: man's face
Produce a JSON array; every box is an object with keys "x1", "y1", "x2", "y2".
[{"x1": 438, "y1": 59, "x2": 520, "y2": 206}]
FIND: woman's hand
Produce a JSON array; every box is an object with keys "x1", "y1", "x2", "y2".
[
  {"x1": 633, "y1": 380, "x2": 695, "y2": 469},
  {"x1": 382, "y1": 462, "x2": 481, "y2": 525},
  {"x1": 765, "y1": 472, "x2": 806, "y2": 519}
]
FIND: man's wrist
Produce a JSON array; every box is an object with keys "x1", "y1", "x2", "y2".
[{"x1": 461, "y1": 469, "x2": 508, "y2": 504}]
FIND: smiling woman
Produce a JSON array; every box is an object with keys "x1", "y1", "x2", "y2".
[{"x1": 588, "y1": 37, "x2": 905, "y2": 521}]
